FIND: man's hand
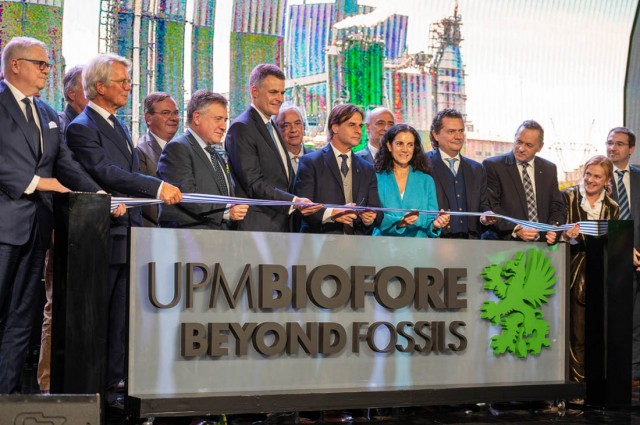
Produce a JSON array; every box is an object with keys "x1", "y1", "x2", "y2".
[
  {"x1": 331, "y1": 203, "x2": 357, "y2": 225},
  {"x1": 230, "y1": 204, "x2": 249, "y2": 221},
  {"x1": 112, "y1": 204, "x2": 127, "y2": 218},
  {"x1": 293, "y1": 197, "x2": 324, "y2": 216},
  {"x1": 159, "y1": 182, "x2": 182, "y2": 205},
  {"x1": 398, "y1": 210, "x2": 419, "y2": 228},
  {"x1": 514, "y1": 225, "x2": 539, "y2": 241},
  {"x1": 480, "y1": 211, "x2": 497, "y2": 225},
  {"x1": 545, "y1": 231, "x2": 558, "y2": 244},
  {"x1": 432, "y1": 210, "x2": 450, "y2": 230},
  {"x1": 358, "y1": 209, "x2": 377, "y2": 226},
  {"x1": 634, "y1": 248, "x2": 640, "y2": 271},
  {"x1": 36, "y1": 177, "x2": 70, "y2": 193}
]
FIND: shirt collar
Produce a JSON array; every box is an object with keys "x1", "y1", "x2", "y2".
[
  {"x1": 251, "y1": 104, "x2": 273, "y2": 125},
  {"x1": 187, "y1": 128, "x2": 209, "y2": 151},
  {"x1": 88, "y1": 101, "x2": 113, "y2": 123},
  {"x1": 439, "y1": 149, "x2": 460, "y2": 161},
  {"x1": 149, "y1": 130, "x2": 169, "y2": 148},
  {"x1": 4, "y1": 79, "x2": 32, "y2": 103},
  {"x1": 330, "y1": 142, "x2": 351, "y2": 160}
]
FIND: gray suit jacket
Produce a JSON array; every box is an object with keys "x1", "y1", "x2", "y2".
[
  {"x1": 136, "y1": 131, "x2": 164, "y2": 226},
  {"x1": 157, "y1": 130, "x2": 234, "y2": 229},
  {"x1": 356, "y1": 145, "x2": 375, "y2": 164}
]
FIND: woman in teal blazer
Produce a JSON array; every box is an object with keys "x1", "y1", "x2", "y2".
[{"x1": 373, "y1": 124, "x2": 450, "y2": 237}]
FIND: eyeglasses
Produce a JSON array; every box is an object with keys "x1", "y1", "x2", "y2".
[
  {"x1": 152, "y1": 110, "x2": 180, "y2": 118},
  {"x1": 17, "y1": 58, "x2": 53, "y2": 71},
  {"x1": 110, "y1": 79, "x2": 132, "y2": 88},
  {"x1": 605, "y1": 141, "x2": 629, "y2": 148}
]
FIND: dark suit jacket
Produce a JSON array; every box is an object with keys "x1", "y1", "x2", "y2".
[
  {"x1": 0, "y1": 81, "x2": 100, "y2": 249},
  {"x1": 157, "y1": 131, "x2": 234, "y2": 229},
  {"x1": 137, "y1": 131, "x2": 164, "y2": 226},
  {"x1": 483, "y1": 151, "x2": 565, "y2": 240},
  {"x1": 610, "y1": 164, "x2": 640, "y2": 249},
  {"x1": 66, "y1": 106, "x2": 163, "y2": 239},
  {"x1": 225, "y1": 106, "x2": 295, "y2": 232},
  {"x1": 426, "y1": 149, "x2": 490, "y2": 238},
  {"x1": 293, "y1": 144, "x2": 382, "y2": 234},
  {"x1": 355, "y1": 145, "x2": 375, "y2": 164},
  {"x1": 58, "y1": 104, "x2": 79, "y2": 134}
]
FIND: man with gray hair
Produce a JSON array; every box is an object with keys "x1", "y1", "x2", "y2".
[
  {"x1": 157, "y1": 90, "x2": 248, "y2": 229},
  {"x1": 356, "y1": 106, "x2": 395, "y2": 164},
  {"x1": 66, "y1": 53, "x2": 182, "y2": 404},
  {"x1": 275, "y1": 103, "x2": 312, "y2": 173},
  {"x1": 58, "y1": 65, "x2": 88, "y2": 131},
  {"x1": 0, "y1": 36, "x2": 101, "y2": 393}
]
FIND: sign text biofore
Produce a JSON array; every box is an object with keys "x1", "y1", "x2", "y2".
[{"x1": 147, "y1": 263, "x2": 469, "y2": 358}]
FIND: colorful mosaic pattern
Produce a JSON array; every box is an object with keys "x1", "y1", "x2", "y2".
[
  {"x1": 286, "y1": 3, "x2": 334, "y2": 79},
  {"x1": 0, "y1": 1, "x2": 64, "y2": 110},
  {"x1": 192, "y1": 0, "x2": 216, "y2": 93}
]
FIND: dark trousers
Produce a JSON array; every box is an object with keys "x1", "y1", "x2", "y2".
[
  {"x1": 106, "y1": 234, "x2": 127, "y2": 398},
  {"x1": 0, "y1": 225, "x2": 46, "y2": 393}
]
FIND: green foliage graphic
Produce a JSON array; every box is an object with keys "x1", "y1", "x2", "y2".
[{"x1": 480, "y1": 249, "x2": 556, "y2": 358}]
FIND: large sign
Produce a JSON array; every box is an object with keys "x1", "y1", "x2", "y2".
[{"x1": 128, "y1": 228, "x2": 567, "y2": 397}]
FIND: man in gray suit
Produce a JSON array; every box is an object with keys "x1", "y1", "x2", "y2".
[
  {"x1": 137, "y1": 92, "x2": 179, "y2": 226},
  {"x1": 157, "y1": 90, "x2": 248, "y2": 229},
  {"x1": 58, "y1": 65, "x2": 87, "y2": 131},
  {"x1": 606, "y1": 127, "x2": 640, "y2": 381},
  {"x1": 356, "y1": 106, "x2": 395, "y2": 164}
]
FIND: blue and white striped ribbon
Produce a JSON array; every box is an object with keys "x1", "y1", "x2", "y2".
[{"x1": 110, "y1": 194, "x2": 609, "y2": 237}]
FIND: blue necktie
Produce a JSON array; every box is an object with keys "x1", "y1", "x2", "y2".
[
  {"x1": 445, "y1": 157, "x2": 458, "y2": 176},
  {"x1": 339, "y1": 154, "x2": 349, "y2": 177},
  {"x1": 617, "y1": 170, "x2": 631, "y2": 219}
]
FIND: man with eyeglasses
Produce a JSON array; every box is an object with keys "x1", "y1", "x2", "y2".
[
  {"x1": 66, "y1": 53, "x2": 182, "y2": 406},
  {"x1": 356, "y1": 106, "x2": 395, "y2": 164},
  {"x1": 606, "y1": 127, "x2": 640, "y2": 383},
  {"x1": 137, "y1": 92, "x2": 180, "y2": 227},
  {"x1": 275, "y1": 104, "x2": 312, "y2": 174},
  {"x1": 0, "y1": 37, "x2": 102, "y2": 394}
]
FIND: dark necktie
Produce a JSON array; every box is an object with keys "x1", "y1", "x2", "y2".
[
  {"x1": 205, "y1": 145, "x2": 230, "y2": 196},
  {"x1": 616, "y1": 170, "x2": 631, "y2": 219},
  {"x1": 521, "y1": 162, "x2": 538, "y2": 222},
  {"x1": 109, "y1": 114, "x2": 132, "y2": 154},
  {"x1": 339, "y1": 154, "x2": 349, "y2": 177},
  {"x1": 22, "y1": 98, "x2": 41, "y2": 156}
]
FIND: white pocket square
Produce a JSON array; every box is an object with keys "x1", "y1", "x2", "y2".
[{"x1": 48, "y1": 121, "x2": 57, "y2": 129}]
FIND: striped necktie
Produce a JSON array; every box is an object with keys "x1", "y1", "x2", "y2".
[
  {"x1": 521, "y1": 162, "x2": 538, "y2": 222},
  {"x1": 445, "y1": 157, "x2": 458, "y2": 176},
  {"x1": 616, "y1": 170, "x2": 631, "y2": 219}
]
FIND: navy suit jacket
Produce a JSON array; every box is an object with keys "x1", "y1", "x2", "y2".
[
  {"x1": 66, "y1": 106, "x2": 163, "y2": 237},
  {"x1": 426, "y1": 149, "x2": 490, "y2": 238},
  {"x1": 0, "y1": 81, "x2": 99, "y2": 248},
  {"x1": 483, "y1": 151, "x2": 565, "y2": 240},
  {"x1": 157, "y1": 131, "x2": 235, "y2": 229},
  {"x1": 225, "y1": 106, "x2": 295, "y2": 232},
  {"x1": 610, "y1": 164, "x2": 640, "y2": 249},
  {"x1": 293, "y1": 144, "x2": 382, "y2": 234},
  {"x1": 58, "y1": 104, "x2": 79, "y2": 134}
]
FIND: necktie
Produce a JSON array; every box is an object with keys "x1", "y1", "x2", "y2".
[
  {"x1": 109, "y1": 115, "x2": 132, "y2": 154},
  {"x1": 22, "y1": 98, "x2": 41, "y2": 156},
  {"x1": 339, "y1": 154, "x2": 349, "y2": 177},
  {"x1": 445, "y1": 157, "x2": 458, "y2": 176},
  {"x1": 521, "y1": 162, "x2": 538, "y2": 222},
  {"x1": 205, "y1": 145, "x2": 230, "y2": 196},
  {"x1": 291, "y1": 154, "x2": 299, "y2": 173},
  {"x1": 616, "y1": 170, "x2": 631, "y2": 219}
]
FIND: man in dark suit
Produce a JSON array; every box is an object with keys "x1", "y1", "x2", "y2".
[
  {"x1": 293, "y1": 104, "x2": 381, "y2": 235},
  {"x1": 225, "y1": 64, "x2": 319, "y2": 232},
  {"x1": 157, "y1": 90, "x2": 248, "y2": 229},
  {"x1": 426, "y1": 108, "x2": 494, "y2": 239},
  {"x1": 275, "y1": 103, "x2": 313, "y2": 174},
  {"x1": 483, "y1": 120, "x2": 564, "y2": 243},
  {"x1": 58, "y1": 65, "x2": 87, "y2": 131},
  {"x1": 66, "y1": 53, "x2": 182, "y2": 403},
  {"x1": 0, "y1": 37, "x2": 101, "y2": 394},
  {"x1": 356, "y1": 106, "x2": 395, "y2": 164},
  {"x1": 137, "y1": 92, "x2": 180, "y2": 227},
  {"x1": 606, "y1": 127, "x2": 640, "y2": 381}
]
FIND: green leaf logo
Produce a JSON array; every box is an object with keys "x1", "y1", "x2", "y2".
[{"x1": 480, "y1": 248, "x2": 556, "y2": 358}]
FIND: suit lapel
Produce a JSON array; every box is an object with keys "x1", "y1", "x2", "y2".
[
  {"x1": 249, "y1": 107, "x2": 292, "y2": 184},
  {"x1": 505, "y1": 153, "x2": 528, "y2": 214},
  {"x1": 34, "y1": 99, "x2": 53, "y2": 163},
  {"x1": 322, "y1": 145, "x2": 344, "y2": 197},
  {"x1": 459, "y1": 156, "x2": 475, "y2": 207},
  {"x1": 186, "y1": 131, "x2": 225, "y2": 193},
  {"x1": 0, "y1": 84, "x2": 39, "y2": 158},
  {"x1": 430, "y1": 151, "x2": 453, "y2": 207},
  {"x1": 87, "y1": 107, "x2": 133, "y2": 166}
]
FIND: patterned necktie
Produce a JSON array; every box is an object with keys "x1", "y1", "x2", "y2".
[
  {"x1": 445, "y1": 157, "x2": 458, "y2": 176},
  {"x1": 521, "y1": 162, "x2": 538, "y2": 222},
  {"x1": 616, "y1": 170, "x2": 631, "y2": 219},
  {"x1": 205, "y1": 145, "x2": 230, "y2": 196},
  {"x1": 291, "y1": 154, "x2": 299, "y2": 173},
  {"x1": 109, "y1": 114, "x2": 132, "y2": 154},
  {"x1": 22, "y1": 98, "x2": 41, "y2": 156},
  {"x1": 339, "y1": 154, "x2": 349, "y2": 177}
]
